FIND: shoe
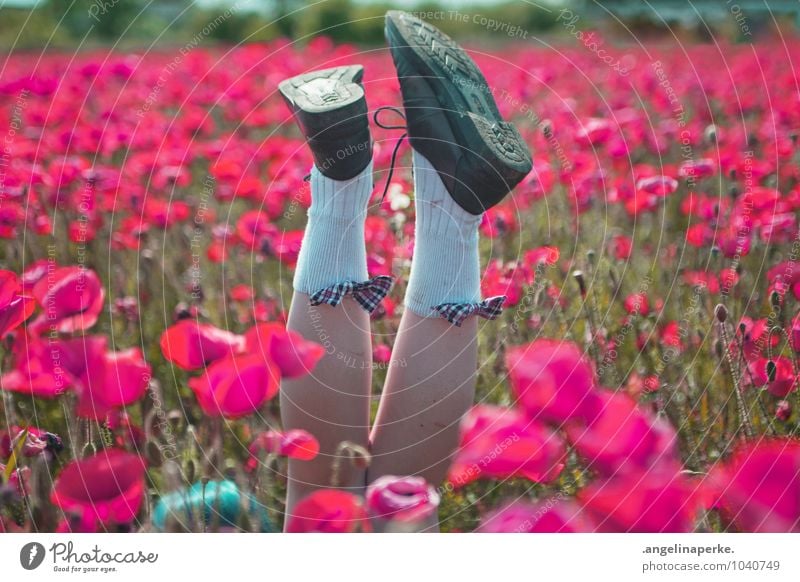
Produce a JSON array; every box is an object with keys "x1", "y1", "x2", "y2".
[
  {"x1": 279, "y1": 65, "x2": 372, "y2": 181},
  {"x1": 384, "y1": 11, "x2": 532, "y2": 214}
]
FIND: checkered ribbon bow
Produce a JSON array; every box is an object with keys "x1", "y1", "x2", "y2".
[
  {"x1": 432, "y1": 295, "x2": 507, "y2": 327},
  {"x1": 309, "y1": 276, "x2": 394, "y2": 313}
]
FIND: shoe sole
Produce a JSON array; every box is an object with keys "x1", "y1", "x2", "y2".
[
  {"x1": 278, "y1": 65, "x2": 368, "y2": 140},
  {"x1": 385, "y1": 11, "x2": 532, "y2": 211},
  {"x1": 279, "y1": 65, "x2": 372, "y2": 179}
]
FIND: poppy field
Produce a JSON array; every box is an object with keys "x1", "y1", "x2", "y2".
[{"x1": 1, "y1": 30, "x2": 800, "y2": 533}]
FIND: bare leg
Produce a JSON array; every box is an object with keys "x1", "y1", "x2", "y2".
[
  {"x1": 367, "y1": 150, "x2": 488, "y2": 531},
  {"x1": 281, "y1": 294, "x2": 372, "y2": 521},
  {"x1": 368, "y1": 312, "x2": 477, "y2": 530}
]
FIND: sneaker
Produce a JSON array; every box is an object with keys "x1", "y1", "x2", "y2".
[
  {"x1": 279, "y1": 65, "x2": 372, "y2": 181},
  {"x1": 385, "y1": 11, "x2": 532, "y2": 214}
]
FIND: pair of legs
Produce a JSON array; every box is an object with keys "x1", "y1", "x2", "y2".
[
  {"x1": 277, "y1": 11, "x2": 531, "y2": 530},
  {"x1": 280, "y1": 157, "x2": 480, "y2": 530},
  {"x1": 281, "y1": 296, "x2": 477, "y2": 518}
]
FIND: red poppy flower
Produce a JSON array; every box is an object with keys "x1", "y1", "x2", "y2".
[
  {"x1": 30, "y1": 266, "x2": 105, "y2": 333},
  {"x1": 244, "y1": 322, "x2": 324, "y2": 379},
  {"x1": 610, "y1": 235, "x2": 632, "y2": 260},
  {"x1": 76, "y1": 346, "x2": 151, "y2": 419},
  {"x1": 636, "y1": 175, "x2": 678, "y2": 196},
  {"x1": 51, "y1": 450, "x2": 146, "y2": 527},
  {"x1": 623, "y1": 292, "x2": 650, "y2": 316},
  {"x1": 448, "y1": 405, "x2": 565, "y2": 487},
  {"x1": 366, "y1": 475, "x2": 440, "y2": 523},
  {"x1": 479, "y1": 499, "x2": 596, "y2": 533},
  {"x1": 579, "y1": 466, "x2": 703, "y2": 532},
  {"x1": 1, "y1": 333, "x2": 76, "y2": 398},
  {"x1": 246, "y1": 429, "x2": 319, "y2": 471},
  {"x1": 566, "y1": 391, "x2": 678, "y2": 477},
  {"x1": 506, "y1": 339, "x2": 601, "y2": 424},
  {"x1": 188, "y1": 353, "x2": 279, "y2": 419},
  {"x1": 707, "y1": 438, "x2": 800, "y2": 532},
  {"x1": 160, "y1": 320, "x2": 245, "y2": 371},
  {"x1": 0, "y1": 270, "x2": 35, "y2": 337},
  {"x1": 286, "y1": 490, "x2": 369, "y2": 533}
]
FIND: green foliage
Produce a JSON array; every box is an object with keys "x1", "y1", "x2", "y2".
[{"x1": 0, "y1": 0, "x2": 561, "y2": 50}]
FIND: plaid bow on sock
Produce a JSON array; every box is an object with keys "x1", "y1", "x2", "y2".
[
  {"x1": 309, "y1": 275, "x2": 394, "y2": 313},
  {"x1": 432, "y1": 295, "x2": 507, "y2": 327}
]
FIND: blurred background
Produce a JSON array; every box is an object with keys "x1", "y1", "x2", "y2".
[{"x1": 1, "y1": 0, "x2": 799, "y2": 51}]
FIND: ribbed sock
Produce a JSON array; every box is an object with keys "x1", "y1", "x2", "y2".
[
  {"x1": 293, "y1": 161, "x2": 373, "y2": 294},
  {"x1": 404, "y1": 150, "x2": 482, "y2": 317}
]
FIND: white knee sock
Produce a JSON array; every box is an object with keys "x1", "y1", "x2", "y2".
[
  {"x1": 404, "y1": 150, "x2": 482, "y2": 317},
  {"x1": 293, "y1": 162, "x2": 373, "y2": 294}
]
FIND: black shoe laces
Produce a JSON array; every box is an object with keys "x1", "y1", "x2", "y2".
[
  {"x1": 302, "y1": 106, "x2": 408, "y2": 201},
  {"x1": 373, "y1": 106, "x2": 408, "y2": 203}
]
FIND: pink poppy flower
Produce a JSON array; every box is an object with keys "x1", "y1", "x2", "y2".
[
  {"x1": 743, "y1": 356, "x2": 797, "y2": 397},
  {"x1": 188, "y1": 353, "x2": 279, "y2": 419},
  {"x1": 478, "y1": 499, "x2": 596, "y2": 533},
  {"x1": 244, "y1": 323, "x2": 324, "y2": 379},
  {"x1": 0, "y1": 270, "x2": 35, "y2": 337},
  {"x1": 566, "y1": 391, "x2": 678, "y2": 477},
  {"x1": 230, "y1": 284, "x2": 254, "y2": 302},
  {"x1": 30, "y1": 266, "x2": 105, "y2": 333},
  {"x1": 636, "y1": 175, "x2": 678, "y2": 196},
  {"x1": 610, "y1": 235, "x2": 632, "y2": 260},
  {"x1": 0, "y1": 426, "x2": 60, "y2": 459},
  {"x1": 1, "y1": 333, "x2": 76, "y2": 398},
  {"x1": 707, "y1": 438, "x2": 800, "y2": 532},
  {"x1": 372, "y1": 343, "x2": 392, "y2": 363},
  {"x1": 678, "y1": 158, "x2": 715, "y2": 180},
  {"x1": 51, "y1": 450, "x2": 146, "y2": 527},
  {"x1": 245, "y1": 429, "x2": 319, "y2": 471},
  {"x1": 448, "y1": 405, "x2": 565, "y2": 488},
  {"x1": 506, "y1": 339, "x2": 601, "y2": 424},
  {"x1": 76, "y1": 346, "x2": 152, "y2": 419},
  {"x1": 286, "y1": 490, "x2": 369, "y2": 533},
  {"x1": 623, "y1": 292, "x2": 651, "y2": 316},
  {"x1": 366, "y1": 475, "x2": 440, "y2": 522},
  {"x1": 160, "y1": 320, "x2": 245, "y2": 371},
  {"x1": 579, "y1": 466, "x2": 702, "y2": 532}
]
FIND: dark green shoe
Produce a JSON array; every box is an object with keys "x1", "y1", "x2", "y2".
[
  {"x1": 279, "y1": 65, "x2": 372, "y2": 180},
  {"x1": 385, "y1": 11, "x2": 532, "y2": 214}
]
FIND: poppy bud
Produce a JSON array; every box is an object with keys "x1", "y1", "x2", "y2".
[
  {"x1": 715, "y1": 304, "x2": 727, "y2": 323},
  {"x1": 572, "y1": 270, "x2": 586, "y2": 297},
  {"x1": 771, "y1": 290, "x2": 782, "y2": 310},
  {"x1": 704, "y1": 124, "x2": 717, "y2": 144},
  {"x1": 766, "y1": 360, "x2": 777, "y2": 383},
  {"x1": 586, "y1": 249, "x2": 596, "y2": 265}
]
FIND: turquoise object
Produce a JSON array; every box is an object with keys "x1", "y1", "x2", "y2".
[{"x1": 152, "y1": 480, "x2": 274, "y2": 532}]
